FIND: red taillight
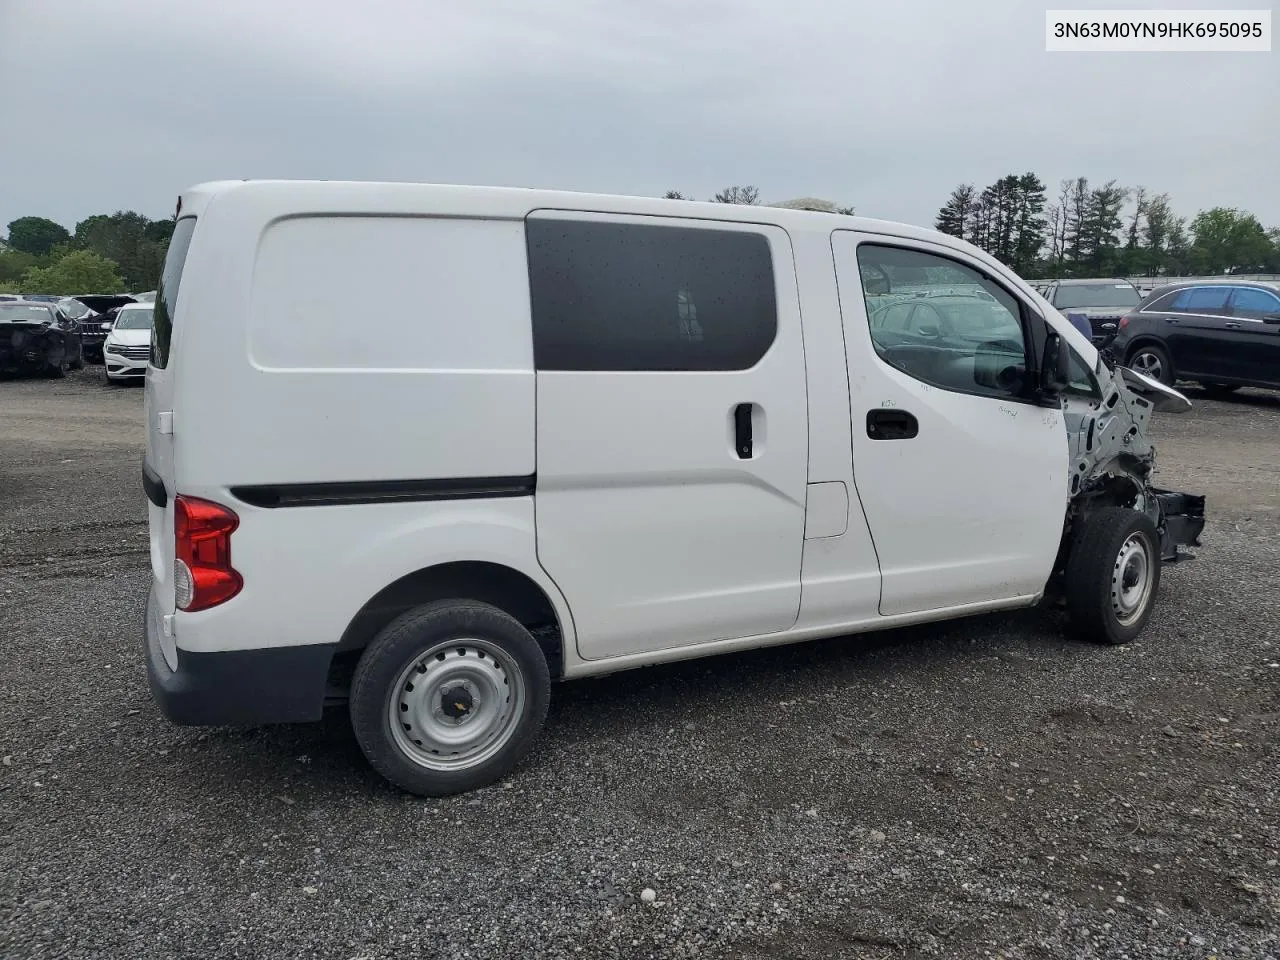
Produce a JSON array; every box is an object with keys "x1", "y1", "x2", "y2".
[{"x1": 174, "y1": 495, "x2": 242, "y2": 612}]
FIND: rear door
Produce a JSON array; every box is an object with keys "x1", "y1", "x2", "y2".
[
  {"x1": 143, "y1": 212, "x2": 198, "y2": 670},
  {"x1": 832, "y1": 233, "x2": 1067, "y2": 616},
  {"x1": 529, "y1": 212, "x2": 808, "y2": 660},
  {"x1": 1161, "y1": 286, "x2": 1232, "y2": 378},
  {"x1": 1224, "y1": 286, "x2": 1280, "y2": 385}
]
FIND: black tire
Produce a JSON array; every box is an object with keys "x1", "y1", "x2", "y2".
[
  {"x1": 1065, "y1": 507, "x2": 1161, "y2": 646},
  {"x1": 70, "y1": 344, "x2": 84, "y2": 370},
  {"x1": 46, "y1": 353, "x2": 68, "y2": 378},
  {"x1": 349, "y1": 600, "x2": 551, "y2": 797},
  {"x1": 1125, "y1": 343, "x2": 1173, "y2": 385}
]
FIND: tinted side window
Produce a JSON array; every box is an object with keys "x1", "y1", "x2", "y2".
[
  {"x1": 1144, "y1": 290, "x2": 1180, "y2": 312},
  {"x1": 527, "y1": 219, "x2": 777, "y2": 372},
  {"x1": 1170, "y1": 287, "x2": 1229, "y2": 313},
  {"x1": 151, "y1": 216, "x2": 196, "y2": 369},
  {"x1": 1229, "y1": 286, "x2": 1280, "y2": 317},
  {"x1": 856, "y1": 244, "x2": 1029, "y2": 400}
]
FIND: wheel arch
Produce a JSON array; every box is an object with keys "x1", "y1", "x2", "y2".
[
  {"x1": 1121, "y1": 335, "x2": 1173, "y2": 374},
  {"x1": 331, "y1": 561, "x2": 567, "y2": 689}
]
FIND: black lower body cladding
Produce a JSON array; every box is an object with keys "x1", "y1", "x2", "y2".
[{"x1": 144, "y1": 593, "x2": 336, "y2": 725}]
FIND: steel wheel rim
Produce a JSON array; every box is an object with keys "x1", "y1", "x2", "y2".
[
  {"x1": 1111, "y1": 533, "x2": 1153, "y2": 626},
  {"x1": 1132, "y1": 351, "x2": 1163, "y2": 380},
  {"x1": 388, "y1": 638, "x2": 525, "y2": 772}
]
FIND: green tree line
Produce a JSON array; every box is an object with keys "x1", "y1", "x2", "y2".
[
  {"x1": 935, "y1": 175, "x2": 1280, "y2": 279},
  {"x1": 0, "y1": 211, "x2": 175, "y2": 295}
]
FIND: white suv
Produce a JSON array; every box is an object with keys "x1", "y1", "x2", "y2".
[{"x1": 141, "y1": 181, "x2": 1206, "y2": 797}]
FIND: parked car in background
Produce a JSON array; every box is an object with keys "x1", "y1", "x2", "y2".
[
  {"x1": 0, "y1": 301, "x2": 84, "y2": 376},
  {"x1": 103, "y1": 302, "x2": 154, "y2": 383},
  {"x1": 131, "y1": 290, "x2": 157, "y2": 303},
  {"x1": 1109, "y1": 281, "x2": 1280, "y2": 394},
  {"x1": 70, "y1": 294, "x2": 137, "y2": 362},
  {"x1": 21, "y1": 294, "x2": 63, "y2": 303},
  {"x1": 1041, "y1": 279, "x2": 1143, "y2": 345}
]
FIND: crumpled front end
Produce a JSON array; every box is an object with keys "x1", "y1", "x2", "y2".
[
  {"x1": 0, "y1": 323, "x2": 62, "y2": 373},
  {"x1": 1062, "y1": 360, "x2": 1206, "y2": 563}
]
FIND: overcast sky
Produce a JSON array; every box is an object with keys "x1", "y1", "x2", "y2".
[{"x1": 1, "y1": 0, "x2": 1277, "y2": 234}]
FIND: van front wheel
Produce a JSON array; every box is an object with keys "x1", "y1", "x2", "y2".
[
  {"x1": 349, "y1": 600, "x2": 551, "y2": 797},
  {"x1": 1064, "y1": 507, "x2": 1161, "y2": 646}
]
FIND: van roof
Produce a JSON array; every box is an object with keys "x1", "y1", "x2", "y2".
[{"x1": 179, "y1": 179, "x2": 953, "y2": 248}]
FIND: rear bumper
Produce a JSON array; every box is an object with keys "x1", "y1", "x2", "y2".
[
  {"x1": 144, "y1": 592, "x2": 337, "y2": 726},
  {"x1": 1154, "y1": 488, "x2": 1206, "y2": 562}
]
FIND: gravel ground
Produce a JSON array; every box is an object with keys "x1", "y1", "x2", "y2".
[{"x1": 1, "y1": 368, "x2": 1277, "y2": 960}]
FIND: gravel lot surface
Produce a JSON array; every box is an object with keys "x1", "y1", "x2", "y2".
[{"x1": 1, "y1": 369, "x2": 1277, "y2": 960}]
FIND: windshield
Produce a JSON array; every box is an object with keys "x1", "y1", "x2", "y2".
[
  {"x1": 114, "y1": 307, "x2": 154, "y2": 330},
  {"x1": 0, "y1": 303, "x2": 53, "y2": 323},
  {"x1": 932, "y1": 299, "x2": 1022, "y2": 338},
  {"x1": 1053, "y1": 283, "x2": 1140, "y2": 309},
  {"x1": 58, "y1": 298, "x2": 92, "y2": 319}
]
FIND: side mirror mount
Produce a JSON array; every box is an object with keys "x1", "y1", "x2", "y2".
[
  {"x1": 1039, "y1": 332, "x2": 1071, "y2": 395},
  {"x1": 862, "y1": 264, "x2": 891, "y2": 297}
]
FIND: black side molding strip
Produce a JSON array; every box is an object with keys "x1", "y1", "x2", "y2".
[
  {"x1": 230, "y1": 475, "x2": 536, "y2": 509},
  {"x1": 143, "y1": 460, "x2": 168, "y2": 508}
]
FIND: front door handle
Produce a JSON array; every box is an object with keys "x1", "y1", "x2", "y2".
[
  {"x1": 1166, "y1": 317, "x2": 1180, "y2": 325},
  {"x1": 1224, "y1": 321, "x2": 1242, "y2": 329},
  {"x1": 867, "y1": 408, "x2": 919, "y2": 440}
]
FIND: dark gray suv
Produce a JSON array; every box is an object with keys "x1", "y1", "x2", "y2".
[{"x1": 1108, "y1": 281, "x2": 1280, "y2": 394}]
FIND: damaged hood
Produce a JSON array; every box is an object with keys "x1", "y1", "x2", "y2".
[
  {"x1": 73, "y1": 295, "x2": 136, "y2": 314},
  {"x1": 1117, "y1": 367, "x2": 1192, "y2": 413}
]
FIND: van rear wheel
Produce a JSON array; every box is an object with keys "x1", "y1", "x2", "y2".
[
  {"x1": 349, "y1": 600, "x2": 551, "y2": 797},
  {"x1": 1064, "y1": 507, "x2": 1161, "y2": 646}
]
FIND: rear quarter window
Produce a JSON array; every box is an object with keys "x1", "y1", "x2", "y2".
[{"x1": 152, "y1": 216, "x2": 196, "y2": 369}]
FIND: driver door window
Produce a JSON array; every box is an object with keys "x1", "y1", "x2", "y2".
[{"x1": 855, "y1": 244, "x2": 1029, "y2": 400}]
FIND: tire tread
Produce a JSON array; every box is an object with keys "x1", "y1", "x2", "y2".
[
  {"x1": 1064, "y1": 507, "x2": 1161, "y2": 645},
  {"x1": 349, "y1": 599, "x2": 551, "y2": 797}
]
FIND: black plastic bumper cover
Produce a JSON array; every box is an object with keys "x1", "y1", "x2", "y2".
[
  {"x1": 144, "y1": 595, "x2": 337, "y2": 726},
  {"x1": 1154, "y1": 488, "x2": 1206, "y2": 562}
]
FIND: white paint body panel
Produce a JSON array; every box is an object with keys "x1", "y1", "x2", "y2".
[
  {"x1": 145, "y1": 180, "x2": 1090, "y2": 677},
  {"x1": 831, "y1": 231, "x2": 1069, "y2": 616},
  {"x1": 532, "y1": 213, "x2": 808, "y2": 660}
]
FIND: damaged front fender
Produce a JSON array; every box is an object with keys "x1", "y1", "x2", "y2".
[
  {"x1": 1062, "y1": 359, "x2": 1205, "y2": 564},
  {"x1": 1116, "y1": 366, "x2": 1194, "y2": 414}
]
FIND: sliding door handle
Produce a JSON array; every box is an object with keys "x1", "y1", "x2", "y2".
[{"x1": 734, "y1": 403, "x2": 754, "y2": 458}]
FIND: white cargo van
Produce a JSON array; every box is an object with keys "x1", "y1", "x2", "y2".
[{"x1": 142, "y1": 181, "x2": 1205, "y2": 796}]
